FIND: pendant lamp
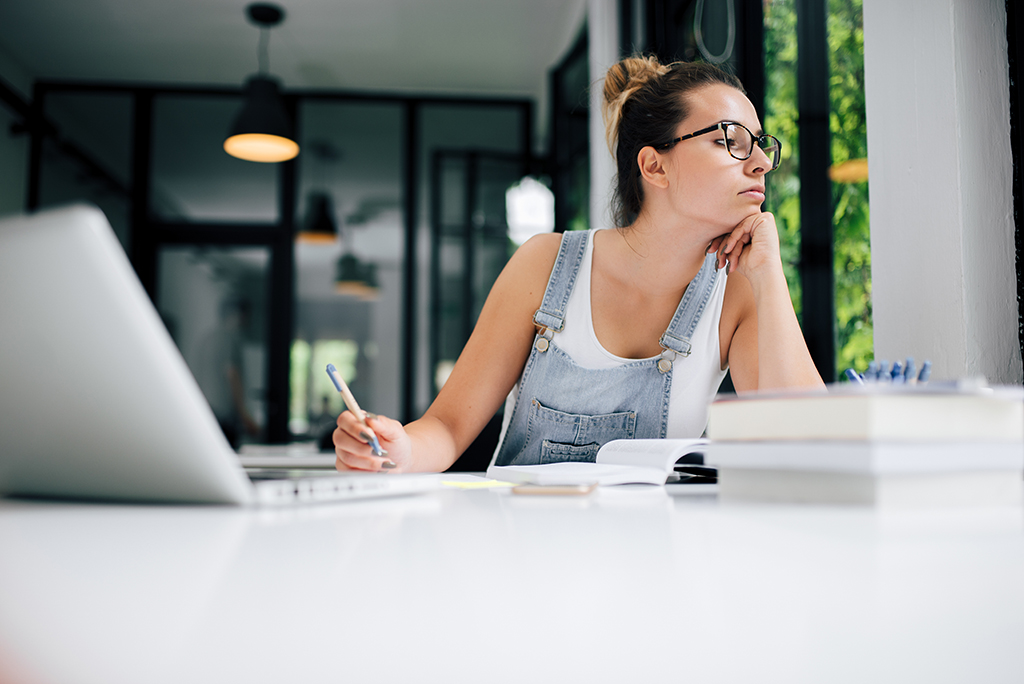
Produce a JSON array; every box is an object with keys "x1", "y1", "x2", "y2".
[
  {"x1": 297, "y1": 141, "x2": 341, "y2": 243},
  {"x1": 299, "y1": 191, "x2": 339, "y2": 244},
  {"x1": 335, "y1": 253, "x2": 380, "y2": 300},
  {"x1": 224, "y1": 3, "x2": 299, "y2": 163}
]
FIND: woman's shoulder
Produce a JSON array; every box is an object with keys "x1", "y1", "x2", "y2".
[{"x1": 506, "y1": 232, "x2": 563, "y2": 282}]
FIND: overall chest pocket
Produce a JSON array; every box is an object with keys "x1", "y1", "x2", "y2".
[{"x1": 522, "y1": 398, "x2": 637, "y2": 465}]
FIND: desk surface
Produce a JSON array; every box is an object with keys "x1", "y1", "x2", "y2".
[{"x1": 0, "y1": 481, "x2": 1022, "y2": 684}]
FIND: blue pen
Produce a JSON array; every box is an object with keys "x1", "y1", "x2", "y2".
[
  {"x1": 890, "y1": 360, "x2": 903, "y2": 381},
  {"x1": 903, "y1": 357, "x2": 916, "y2": 385},
  {"x1": 865, "y1": 360, "x2": 878, "y2": 382},
  {"x1": 844, "y1": 368, "x2": 864, "y2": 385},
  {"x1": 877, "y1": 360, "x2": 891, "y2": 383},
  {"x1": 325, "y1": 364, "x2": 387, "y2": 459},
  {"x1": 918, "y1": 360, "x2": 932, "y2": 384}
]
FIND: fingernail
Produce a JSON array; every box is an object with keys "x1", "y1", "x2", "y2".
[
  {"x1": 365, "y1": 412, "x2": 378, "y2": 420},
  {"x1": 359, "y1": 431, "x2": 373, "y2": 442},
  {"x1": 380, "y1": 460, "x2": 397, "y2": 469}
]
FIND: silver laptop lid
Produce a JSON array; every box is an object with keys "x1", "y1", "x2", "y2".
[{"x1": 0, "y1": 204, "x2": 255, "y2": 504}]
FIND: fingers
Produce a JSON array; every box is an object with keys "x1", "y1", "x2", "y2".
[
  {"x1": 717, "y1": 229, "x2": 751, "y2": 272},
  {"x1": 334, "y1": 411, "x2": 396, "y2": 471},
  {"x1": 333, "y1": 427, "x2": 391, "y2": 471},
  {"x1": 364, "y1": 412, "x2": 404, "y2": 443},
  {"x1": 716, "y1": 212, "x2": 777, "y2": 273},
  {"x1": 706, "y1": 236, "x2": 725, "y2": 257}
]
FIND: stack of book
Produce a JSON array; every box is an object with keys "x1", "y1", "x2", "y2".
[{"x1": 704, "y1": 381, "x2": 1024, "y2": 506}]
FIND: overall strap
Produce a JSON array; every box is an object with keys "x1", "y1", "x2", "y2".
[
  {"x1": 532, "y1": 230, "x2": 590, "y2": 333},
  {"x1": 657, "y1": 252, "x2": 721, "y2": 372}
]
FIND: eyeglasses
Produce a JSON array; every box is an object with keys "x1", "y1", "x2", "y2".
[{"x1": 657, "y1": 122, "x2": 782, "y2": 171}]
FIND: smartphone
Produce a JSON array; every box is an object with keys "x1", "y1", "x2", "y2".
[{"x1": 511, "y1": 483, "x2": 597, "y2": 496}]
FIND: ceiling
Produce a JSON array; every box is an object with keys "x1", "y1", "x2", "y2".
[
  {"x1": 0, "y1": 0, "x2": 587, "y2": 106},
  {"x1": 0, "y1": 1, "x2": 586, "y2": 302}
]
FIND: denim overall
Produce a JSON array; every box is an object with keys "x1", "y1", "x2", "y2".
[{"x1": 493, "y1": 230, "x2": 722, "y2": 467}]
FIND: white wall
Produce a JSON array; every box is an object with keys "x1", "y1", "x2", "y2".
[
  {"x1": 588, "y1": 0, "x2": 619, "y2": 230},
  {"x1": 864, "y1": 0, "x2": 1021, "y2": 384}
]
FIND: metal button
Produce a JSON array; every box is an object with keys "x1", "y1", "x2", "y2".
[{"x1": 535, "y1": 337, "x2": 549, "y2": 352}]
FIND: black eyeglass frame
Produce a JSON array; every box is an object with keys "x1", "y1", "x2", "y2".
[{"x1": 656, "y1": 121, "x2": 782, "y2": 171}]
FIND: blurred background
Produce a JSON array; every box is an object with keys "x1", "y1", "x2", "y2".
[{"x1": 0, "y1": 0, "x2": 892, "y2": 467}]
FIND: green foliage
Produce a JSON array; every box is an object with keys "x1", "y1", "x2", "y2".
[
  {"x1": 764, "y1": 0, "x2": 873, "y2": 374},
  {"x1": 763, "y1": 0, "x2": 803, "y2": 317},
  {"x1": 827, "y1": 0, "x2": 873, "y2": 373}
]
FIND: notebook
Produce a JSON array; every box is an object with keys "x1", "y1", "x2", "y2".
[{"x1": 0, "y1": 204, "x2": 437, "y2": 506}]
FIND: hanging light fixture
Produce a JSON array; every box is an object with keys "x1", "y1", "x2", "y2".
[
  {"x1": 224, "y1": 3, "x2": 299, "y2": 163},
  {"x1": 297, "y1": 141, "x2": 342, "y2": 243},
  {"x1": 335, "y1": 253, "x2": 380, "y2": 300},
  {"x1": 298, "y1": 191, "x2": 339, "y2": 243}
]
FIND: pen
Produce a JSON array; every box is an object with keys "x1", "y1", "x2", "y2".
[
  {"x1": 865, "y1": 360, "x2": 878, "y2": 382},
  {"x1": 877, "y1": 360, "x2": 891, "y2": 383},
  {"x1": 843, "y1": 368, "x2": 864, "y2": 385},
  {"x1": 325, "y1": 364, "x2": 388, "y2": 460},
  {"x1": 903, "y1": 357, "x2": 916, "y2": 385},
  {"x1": 918, "y1": 360, "x2": 931, "y2": 384},
  {"x1": 890, "y1": 360, "x2": 903, "y2": 382}
]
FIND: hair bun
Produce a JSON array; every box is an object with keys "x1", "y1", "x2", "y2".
[{"x1": 602, "y1": 55, "x2": 671, "y2": 157}]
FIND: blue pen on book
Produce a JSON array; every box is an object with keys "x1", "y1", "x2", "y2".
[{"x1": 325, "y1": 364, "x2": 387, "y2": 459}]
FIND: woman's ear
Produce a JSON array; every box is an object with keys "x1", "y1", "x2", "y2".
[{"x1": 637, "y1": 146, "x2": 669, "y2": 189}]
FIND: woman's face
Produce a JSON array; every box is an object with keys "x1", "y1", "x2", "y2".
[{"x1": 656, "y1": 84, "x2": 773, "y2": 233}]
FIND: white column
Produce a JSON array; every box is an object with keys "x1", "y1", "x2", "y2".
[
  {"x1": 588, "y1": 0, "x2": 619, "y2": 230},
  {"x1": 864, "y1": 0, "x2": 1021, "y2": 383}
]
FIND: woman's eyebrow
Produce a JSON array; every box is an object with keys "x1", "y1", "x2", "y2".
[{"x1": 720, "y1": 119, "x2": 765, "y2": 136}]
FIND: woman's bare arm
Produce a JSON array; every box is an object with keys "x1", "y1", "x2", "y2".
[
  {"x1": 716, "y1": 212, "x2": 824, "y2": 393},
  {"x1": 334, "y1": 233, "x2": 562, "y2": 472}
]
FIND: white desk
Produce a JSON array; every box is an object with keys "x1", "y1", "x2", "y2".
[{"x1": 0, "y1": 483, "x2": 1022, "y2": 683}]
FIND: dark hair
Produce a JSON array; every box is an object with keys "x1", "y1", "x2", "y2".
[{"x1": 602, "y1": 55, "x2": 744, "y2": 227}]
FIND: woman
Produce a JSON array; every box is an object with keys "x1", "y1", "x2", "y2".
[{"x1": 334, "y1": 55, "x2": 824, "y2": 473}]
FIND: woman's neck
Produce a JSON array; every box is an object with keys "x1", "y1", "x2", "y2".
[{"x1": 599, "y1": 210, "x2": 717, "y2": 297}]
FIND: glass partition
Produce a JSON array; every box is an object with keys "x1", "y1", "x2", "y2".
[
  {"x1": 416, "y1": 102, "x2": 526, "y2": 414},
  {"x1": 150, "y1": 95, "x2": 279, "y2": 222},
  {"x1": 37, "y1": 92, "x2": 132, "y2": 250},
  {"x1": 289, "y1": 100, "x2": 404, "y2": 440},
  {"x1": 157, "y1": 246, "x2": 270, "y2": 448}
]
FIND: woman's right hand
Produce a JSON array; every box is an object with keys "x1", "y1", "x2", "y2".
[{"x1": 333, "y1": 411, "x2": 413, "y2": 472}]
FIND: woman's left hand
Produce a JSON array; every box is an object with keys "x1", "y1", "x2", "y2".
[{"x1": 705, "y1": 211, "x2": 782, "y2": 281}]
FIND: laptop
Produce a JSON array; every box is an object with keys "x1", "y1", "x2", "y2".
[{"x1": 0, "y1": 204, "x2": 437, "y2": 506}]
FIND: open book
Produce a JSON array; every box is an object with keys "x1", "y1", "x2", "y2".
[{"x1": 486, "y1": 439, "x2": 708, "y2": 486}]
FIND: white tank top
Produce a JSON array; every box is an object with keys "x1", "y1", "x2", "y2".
[{"x1": 497, "y1": 228, "x2": 729, "y2": 447}]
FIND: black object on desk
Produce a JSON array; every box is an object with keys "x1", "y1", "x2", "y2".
[{"x1": 673, "y1": 452, "x2": 717, "y2": 483}]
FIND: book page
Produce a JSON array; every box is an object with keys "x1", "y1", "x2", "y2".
[{"x1": 596, "y1": 439, "x2": 708, "y2": 470}]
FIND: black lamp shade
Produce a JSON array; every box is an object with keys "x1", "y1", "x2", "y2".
[
  {"x1": 224, "y1": 75, "x2": 299, "y2": 162},
  {"x1": 297, "y1": 192, "x2": 339, "y2": 243},
  {"x1": 335, "y1": 253, "x2": 380, "y2": 299}
]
